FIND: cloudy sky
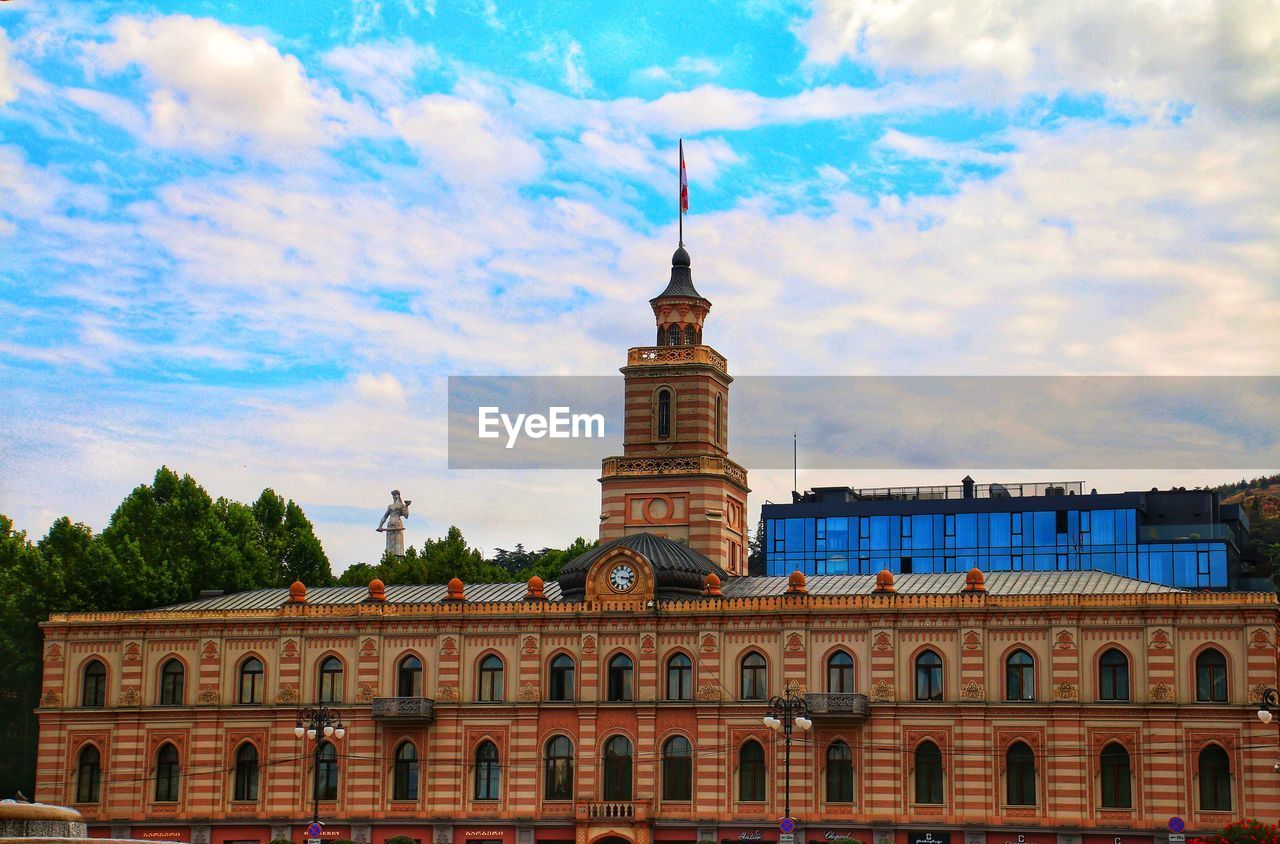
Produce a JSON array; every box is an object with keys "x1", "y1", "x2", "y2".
[{"x1": 1, "y1": 0, "x2": 1277, "y2": 572}]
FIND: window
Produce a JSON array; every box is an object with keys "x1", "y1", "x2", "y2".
[
  {"x1": 474, "y1": 741, "x2": 501, "y2": 800},
  {"x1": 739, "y1": 740, "x2": 766, "y2": 802},
  {"x1": 393, "y1": 741, "x2": 418, "y2": 801},
  {"x1": 661, "y1": 736, "x2": 692, "y2": 801},
  {"x1": 1006, "y1": 650, "x2": 1035, "y2": 701},
  {"x1": 826, "y1": 741, "x2": 853, "y2": 804},
  {"x1": 1196, "y1": 649, "x2": 1228, "y2": 702},
  {"x1": 478, "y1": 655, "x2": 504, "y2": 702},
  {"x1": 827, "y1": 651, "x2": 855, "y2": 693},
  {"x1": 665, "y1": 325, "x2": 681, "y2": 347},
  {"x1": 317, "y1": 656, "x2": 343, "y2": 703},
  {"x1": 683, "y1": 326, "x2": 696, "y2": 346},
  {"x1": 602, "y1": 736, "x2": 633, "y2": 800},
  {"x1": 233, "y1": 743, "x2": 259, "y2": 802},
  {"x1": 544, "y1": 736, "x2": 574, "y2": 801},
  {"x1": 740, "y1": 652, "x2": 767, "y2": 701},
  {"x1": 82, "y1": 660, "x2": 106, "y2": 708},
  {"x1": 1100, "y1": 743, "x2": 1132, "y2": 809},
  {"x1": 548, "y1": 654, "x2": 575, "y2": 701},
  {"x1": 914, "y1": 741, "x2": 943, "y2": 804},
  {"x1": 666, "y1": 653, "x2": 693, "y2": 701},
  {"x1": 657, "y1": 390, "x2": 672, "y2": 439},
  {"x1": 397, "y1": 655, "x2": 423, "y2": 697},
  {"x1": 1098, "y1": 649, "x2": 1130, "y2": 701},
  {"x1": 315, "y1": 741, "x2": 338, "y2": 801},
  {"x1": 1006, "y1": 742, "x2": 1036, "y2": 806},
  {"x1": 1198, "y1": 745, "x2": 1231, "y2": 811},
  {"x1": 714, "y1": 394, "x2": 723, "y2": 444},
  {"x1": 75, "y1": 746, "x2": 101, "y2": 803},
  {"x1": 159, "y1": 659, "x2": 184, "y2": 706},
  {"x1": 154, "y1": 744, "x2": 180, "y2": 802},
  {"x1": 915, "y1": 650, "x2": 943, "y2": 701},
  {"x1": 607, "y1": 654, "x2": 634, "y2": 702},
  {"x1": 238, "y1": 658, "x2": 263, "y2": 705}
]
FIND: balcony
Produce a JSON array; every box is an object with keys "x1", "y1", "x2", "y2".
[
  {"x1": 1138, "y1": 523, "x2": 1235, "y2": 544},
  {"x1": 805, "y1": 693, "x2": 870, "y2": 721},
  {"x1": 626, "y1": 345, "x2": 728, "y2": 375},
  {"x1": 371, "y1": 697, "x2": 435, "y2": 720},
  {"x1": 575, "y1": 801, "x2": 650, "y2": 821},
  {"x1": 600, "y1": 455, "x2": 747, "y2": 486}
]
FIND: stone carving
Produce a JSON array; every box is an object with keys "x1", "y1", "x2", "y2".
[
  {"x1": 786, "y1": 633, "x2": 803, "y2": 652},
  {"x1": 1054, "y1": 681, "x2": 1078, "y2": 700},
  {"x1": 962, "y1": 631, "x2": 981, "y2": 651},
  {"x1": 376, "y1": 490, "x2": 412, "y2": 557},
  {"x1": 440, "y1": 637, "x2": 457, "y2": 656},
  {"x1": 40, "y1": 689, "x2": 61, "y2": 708},
  {"x1": 871, "y1": 679, "x2": 894, "y2": 701},
  {"x1": 360, "y1": 638, "x2": 376, "y2": 657},
  {"x1": 1150, "y1": 682, "x2": 1172, "y2": 702},
  {"x1": 697, "y1": 681, "x2": 721, "y2": 701},
  {"x1": 437, "y1": 682, "x2": 459, "y2": 702},
  {"x1": 582, "y1": 636, "x2": 597, "y2": 655},
  {"x1": 700, "y1": 634, "x2": 717, "y2": 653},
  {"x1": 198, "y1": 684, "x2": 219, "y2": 705},
  {"x1": 1149, "y1": 629, "x2": 1171, "y2": 649},
  {"x1": 46, "y1": 644, "x2": 63, "y2": 664},
  {"x1": 785, "y1": 679, "x2": 805, "y2": 694},
  {"x1": 120, "y1": 686, "x2": 140, "y2": 706},
  {"x1": 1055, "y1": 630, "x2": 1075, "y2": 650},
  {"x1": 124, "y1": 642, "x2": 140, "y2": 662},
  {"x1": 282, "y1": 639, "x2": 298, "y2": 658},
  {"x1": 356, "y1": 683, "x2": 375, "y2": 703},
  {"x1": 518, "y1": 682, "x2": 539, "y2": 702},
  {"x1": 1251, "y1": 683, "x2": 1270, "y2": 703},
  {"x1": 522, "y1": 636, "x2": 538, "y2": 655},
  {"x1": 277, "y1": 683, "x2": 299, "y2": 704},
  {"x1": 961, "y1": 680, "x2": 984, "y2": 700},
  {"x1": 641, "y1": 635, "x2": 655, "y2": 655},
  {"x1": 201, "y1": 641, "x2": 219, "y2": 662},
  {"x1": 873, "y1": 632, "x2": 892, "y2": 651},
  {"x1": 1250, "y1": 628, "x2": 1271, "y2": 650}
]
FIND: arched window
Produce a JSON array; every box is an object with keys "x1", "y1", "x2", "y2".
[
  {"x1": 1006, "y1": 650, "x2": 1035, "y2": 701},
  {"x1": 656, "y1": 326, "x2": 665, "y2": 345},
  {"x1": 683, "y1": 326, "x2": 696, "y2": 346},
  {"x1": 159, "y1": 659, "x2": 184, "y2": 706},
  {"x1": 154, "y1": 744, "x2": 180, "y2": 802},
  {"x1": 607, "y1": 654, "x2": 634, "y2": 702},
  {"x1": 602, "y1": 735, "x2": 633, "y2": 800},
  {"x1": 666, "y1": 653, "x2": 693, "y2": 701},
  {"x1": 1098, "y1": 649, "x2": 1130, "y2": 701},
  {"x1": 914, "y1": 741, "x2": 943, "y2": 804},
  {"x1": 915, "y1": 650, "x2": 943, "y2": 701},
  {"x1": 662, "y1": 736, "x2": 692, "y2": 801},
  {"x1": 238, "y1": 657, "x2": 264, "y2": 704},
  {"x1": 474, "y1": 741, "x2": 500, "y2": 800},
  {"x1": 233, "y1": 743, "x2": 259, "y2": 802},
  {"x1": 75, "y1": 745, "x2": 101, "y2": 804},
  {"x1": 1198, "y1": 745, "x2": 1231, "y2": 811},
  {"x1": 714, "y1": 393, "x2": 723, "y2": 444},
  {"x1": 1100, "y1": 743, "x2": 1132, "y2": 809},
  {"x1": 548, "y1": 654, "x2": 575, "y2": 701},
  {"x1": 393, "y1": 741, "x2": 418, "y2": 801},
  {"x1": 740, "y1": 652, "x2": 767, "y2": 701},
  {"x1": 1006, "y1": 741, "x2": 1036, "y2": 805},
  {"x1": 827, "y1": 651, "x2": 855, "y2": 693},
  {"x1": 478, "y1": 655, "x2": 504, "y2": 702},
  {"x1": 739, "y1": 740, "x2": 766, "y2": 802},
  {"x1": 826, "y1": 741, "x2": 854, "y2": 803},
  {"x1": 81, "y1": 660, "x2": 106, "y2": 708},
  {"x1": 666, "y1": 325, "x2": 681, "y2": 347},
  {"x1": 397, "y1": 655, "x2": 423, "y2": 697},
  {"x1": 1196, "y1": 649, "x2": 1228, "y2": 702},
  {"x1": 657, "y1": 389, "x2": 672, "y2": 439},
  {"x1": 544, "y1": 735, "x2": 574, "y2": 801},
  {"x1": 317, "y1": 656, "x2": 343, "y2": 703},
  {"x1": 315, "y1": 741, "x2": 338, "y2": 800}
]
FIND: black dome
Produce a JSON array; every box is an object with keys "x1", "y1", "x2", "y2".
[
  {"x1": 558, "y1": 533, "x2": 725, "y2": 599},
  {"x1": 651, "y1": 244, "x2": 706, "y2": 302}
]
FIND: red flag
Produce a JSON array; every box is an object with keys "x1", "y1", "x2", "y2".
[{"x1": 679, "y1": 139, "x2": 689, "y2": 214}]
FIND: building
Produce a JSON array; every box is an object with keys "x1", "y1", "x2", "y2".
[{"x1": 33, "y1": 244, "x2": 1280, "y2": 844}]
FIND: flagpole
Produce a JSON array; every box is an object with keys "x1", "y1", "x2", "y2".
[{"x1": 678, "y1": 138, "x2": 684, "y2": 246}]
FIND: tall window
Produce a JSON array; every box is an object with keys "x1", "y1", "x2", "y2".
[
  {"x1": 1006, "y1": 742, "x2": 1036, "y2": 805},
  {"x1": 544, "y1": 736, "x2": 574, "y2": 801},
  {"x1": 914, "y1": 741, "x2": 943, "y2": 804},
  {"x1": 714, "y1": 394, "x2": 723, "y2": 443},
  {"x1": 478, "y1": 655, "x2": 504, "y2": 702},
  {"x1": 607, "y1": 654, "x2": 634, "y2": 702},
  {"x1": 683, "y1": 326, "x2": 696, "y2": 346},
  {"x1": 548, "y1": 654, "x2": 575, "y2": 701},
  {"x1": 159, "y1": 659, "x2": 184, "y2": 706},
  {"x1": 1198, "y1": 745, "x2": 1231, "y2": 811},
  {"x1": 915, "y1": 650, "x2": 943, "y2": 701},
  {"x1": 315, "y1": 741, "x2": 338, "y2": 800},
  {"x1": 233, "y1": 743, "x2": 259, "y2": 802},
  {"x1": 665, "y1": 325, "x2": 681, "y2": 347},
  {"x1": 740, "y1": 652, "x2": 767, "y2": 701},
  {"x1": 1100, "y1": 743, "x2": 1132, "y2": 809},
  {"x1": 1098, "y1": 649, "x2": 1130, "y2": 701},
  {"x1": 75, "y1": 746, "x2": 101, "y2": 804},
  {"x1": 238, "y1": 657, "x2": 263, "y2": 704},
  {"x1": 397, "y1": 655, "x2": 422, "y2": 697},
  {"x1": 657, "y1": 390, "x2": 672, "y2": 439},
  {"x1": 1196, "y1": 649, "x2": 1228, "y2": 702},
  {"x1": 81, "y1": 660, "x2": 106, "y2": 708},
  {"x1": 827, "y1": 651, "x2": 855, "y2": 693},
  {"x1": 474, "y1": 741, "x2": 500, "y2": 800},
  {"x1": 662, "y1": 736, "x2": 692, "y2": 801},
  {"x1": 826, "y1": 741, "x2": 854, "y2": 803},
  {"x1": 154, "y1": 744, "x2": 180, "y2": 802},
  {"x1": 1006, "y1": 650, "x2": 1035, "y2": 701},
  {"x1": 393, "y1": 741, "x2": 419, "y2": 801},
  {"x1": 666, "y1": 653, "x2": 693, "y2": 701},
  {"x1": 739, "y1": 740, "x2": 766, "y2": 802},
  {"x1": 317, "y1": 656, "x2": 343, "y2": 703},
  {"x1": 602, "y1": 736, "x2": 633, "y2": 800}
]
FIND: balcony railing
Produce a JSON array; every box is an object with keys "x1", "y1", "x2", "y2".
[
  {"x1": 805, "y1": 693, "x2": 870, "y2": 720},
  {"x1": 600, "y1": 455, "x2": 747, "y2": 486},
  {"x1": 371, "y1": 697, "x2": 435, "y2": 720},
  {"x1": 576, "y1": 801, "x2": 649, "y2": 820},
  {"x1": 626, "y1": 345, "x2": 728, "y2": 375},
  {"x1": 1138, "y1": 523, "x2": 1236, "y2": 544}
]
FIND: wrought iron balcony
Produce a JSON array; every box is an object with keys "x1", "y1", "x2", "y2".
[
  {"x1": 804, "y1": 693, "x2": 870, "y2": 720},
  {"x1": 371, "y1": 697, "x2": 435, "y2": 720}
]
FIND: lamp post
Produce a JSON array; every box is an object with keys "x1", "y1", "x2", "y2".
[
  {"x1": 295, "y1": 706, "x2": 347, "y2": 825},
  {"x1": 1255, "y1": 687, "x2": 1280, "y2": 773},
  {"x1": 762, "y1": 688, "x2": 812, "y2": 821}
]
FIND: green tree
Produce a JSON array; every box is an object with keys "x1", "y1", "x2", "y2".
[{"x1": 251, "y1": 490, "x2": 333, "y2": 586}]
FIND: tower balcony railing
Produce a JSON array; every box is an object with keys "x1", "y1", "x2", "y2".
[
  {"x1": 627, "y1": 345, "x2": 728, "y2": 375},
  {"x1": 370, "y1": 697, "x2": 435, "y2": 720},
  {"x1": 804, "y1": 692, "x2": 870, "y2": 721},
  {"x1": 601, "y1": 455, "x2": 747, "y2": 486}
]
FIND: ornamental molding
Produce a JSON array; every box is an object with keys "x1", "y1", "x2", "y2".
[
  {"x1": 46, "y1": 643, "x2": 63, "y2": 664},
  {"x1": 1149, "y1": 629, "x2": 1171, "y2": 650},
  {"x1": 201, "y1": 641, "x2": 219, "y2": 662},
  {"x1": 871, "y1": 680, "x2": 894, "y2": 701},
  {"x1": 198, "y1": 684, "x2": 219, "y2": 705},
  {"x1": 1054, "y1": 681, "x2": 1078, "y2": 701},
  {"x1": 641, "y1": 635, "x2": 656, "y2": 655},
  {"x1": 696, "y1": 681, "x2": 721, "y2": 701},
  {"x1": 360, "y1": 637, "x2": 376, "y2": 657},
  {"x1": 700, "y1": 634, "x2": 718, "y2": 653},
  {"x1": 123, "y1": 642, "x2": 140, "y2": 663},
  {"x1": 437, "y1": 682, "x2": 459, "y2": 702},
  {"x1": 356, "y1": 683, "x2": 375, "y2": 703},
  {"x1": 518, "y1": 682, "x2": 539, "y2": 702},
  {"x1": 960, "y1": 680, "x2": 984, "y2": 700},
  {"x1": 1149, "y1": 681, "x2": 1172, "y2": 702},
  {"x1": 40, "y1": 689, "x2": 61, "y2": 708},
  {"x1": 440, "y1": 637, "x2": 458, "y2": 656},
  {"x1": 276, "y1": 683, "x2": 298, "y2": 704},
  {"x1": 1055, "y1": 630, "x2": 1075, "y2": 650},
  {"x1": 962, "y1": 631, "x2": 981, "y2": 651},
  {"x1": 873, "y1": 632, "x2": 892, "y2": 652},
  {"x1": 1249, "y1": 683, "x2": 1269, "y2": 703},
  {"x1": 786, "y1": 633, "x2": 804, "y2": 652},
  {"x1": 522, "y1": 636, "x2": 538, "y2": 655},
  {"x1": 281, "y1": 639, "x2": 298, "y2": 658},
  {"x1": 120, "y1": 686, "x2": 140, "y2": 706},
  {"x1": 1249, "y1": 628, "x2": 1271, "y2": 650}
]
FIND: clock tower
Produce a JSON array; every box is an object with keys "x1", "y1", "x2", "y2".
[{"x1": 598, "y1": 243, "x2": 750, "y2": 575}]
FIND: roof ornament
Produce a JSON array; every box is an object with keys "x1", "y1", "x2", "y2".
[
  {"x1": 288, "y1": 580, "x2": 307, "y2": 603},
  {"x1": 367, "y1": 578, "x2": 386, "y2": 602},
  {"x1": 786, "y1": 570, "x2": 808, "y2": 595},
  {"x1": 703, "y1": 572, "x2": 723, "y2": 598},
  {"x1": 445, "y1": 577, "x2": 465, "y2": 602},
  {"x1": 874, "y1": 569, "x2": 896, "y2": 593},
  {"x1": 964, "y1": 567, "x2": 987, "y2": 593},
  {"x1": 524, "y1": 575, "x2": 547, "y2": 601}
]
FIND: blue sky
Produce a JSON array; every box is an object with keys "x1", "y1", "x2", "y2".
[{"x1": 1, "y1": 0, "x2": 1277, "y2": 570}]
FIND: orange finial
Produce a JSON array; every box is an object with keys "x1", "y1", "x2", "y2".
[
  {"x1": 786, "y1": 570, "x2": 807, "y2": 595},
  {"x1": 368, "y1": 579, "x2": 386, "y2": 602},
  {"x1": 703, "y1": 572, "x2": 722, "y2": 597},
  {"x1": 525, "y1": 575, "x2": 546, "y2": 601},
  {"x1": 874, "y1": 569, "x2": 896, "y2": 593},
  {"x1": 288, "y1": 580, "x2": 307, "y2": 603},
  {"x1": 964, "y1": 567, "x2": 987, "y2": 593},
  {"x1": 446, "y1": 577, "x2": 465, "y2": 601}
]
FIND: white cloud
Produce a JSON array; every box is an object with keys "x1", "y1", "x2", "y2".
[
  {"x1": 528, "y1": 36, "x2": 593, "y2": 96},
  {"x1": 390, "y1": 93, "x2": 543, "y2": 187},
  {"x1": 354, "y1": 372, "x2": 407, "y2": 405},
  {"x1": 323, "y1": 40, "x2": 439, "y2": 106},
  {"x1": 0, "y1": 30, "x2": 17, "y2": 107}
]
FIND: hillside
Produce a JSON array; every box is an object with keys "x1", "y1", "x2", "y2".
[{"x1": 1215, "y1": 473, "x2": 1280, "y2": 571}]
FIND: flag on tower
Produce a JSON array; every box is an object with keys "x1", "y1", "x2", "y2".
[{"x1": 679, "y1": 139, "x2": 688, "y2": 214}]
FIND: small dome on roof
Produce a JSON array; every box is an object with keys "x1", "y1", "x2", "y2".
[
  {"x1": 558, "y1": 533, "x2": 724, "y2": 599},
  {"x1": 672, "y1": 244, "x2": 691, "y2": 267},
  {"x1": 446, "y1": 577, "x2": 465, "y2": 601},
  {"x1": 703, "y1": 572, "x2": 722, "y2": 597},
  {"x1": 874, "y1": 569, "x2": 896, "y2": 593},
  {"x1": 525, "y1": 575, "x2": 546, "y2": 601},
  {"x1": 964, "y1": 567, "x2": 987, "y2": 592},
  {"x1": 288, "y1": 580, "x2": 307, "y2": 603},
  {"x1": 786, "y1": 570, "x2": 808, "y2": 595}
]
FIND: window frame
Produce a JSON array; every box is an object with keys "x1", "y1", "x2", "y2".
[
  {"x1": 159, "y1": 659, "x2": 185, "y2": 706},
  {"x1": 81, "y1": 660, "x2": 107, "y2": 708},
  {"x1": 1005, "y1": 649, "x2": 1036, "y2": 702},
  {"x1": 827, "y1": 651, "x2": 855, "y2": 694},
  {"x1": 606, "y1": 653, "x2": 634, "y2": 702},
  {"x1": 238, "y1": 657, "x2": 264, "y2": 705},
  {"x1": 825, "y1": 740, "x2": 854, "y2": 804},
  {"x1": 738, "y1": 740, "x2": 766, "y2": 802},
  {"x1": 232, "y1": 742, "x2": 259, "y2": 802},
  {"x1": 666, "y1": 653, "x2": 693, "y2": 701},
  {"x1": 478, "y1": 654, "x2": 505, "y2": 702},
  {"x1": 740, "y1": 652, "x2": 767, "y2": 701},
  {"x1": 474, "y1": 741, "x2": 500, "y2": 801},
  {"x1": 1198, "y1": 745, "x2": 1232, "y2": 811},
  {"x1": 661, "y1": 736, "x2": 693, "y2": 801},
  {"x1": 1098, "y1": 648, "x2": 1130, "y2": 702},
  {"x1": 154, "y1": 743, "x2": 180, "y2": 803},
  {"x1": 547, "y1": 653, "x2": 575, "y2": 702},
  {"x1": 913, "y1": 741, "x2": 943, "y2": 805},
  {"x1": 1099, "y1": 743, "x2": 1132, "y2": 809},
  {"x1": 315, "y1": 741, "x2": 338, "y2": 801},
  {"x1": 1195, "y1": 649, "x2": 1228, "y2": 703},
  {"x1": 75, "y1": 745, "x2": 101, "y2": 804},
  {"x1": 392, "y1": 741, "x2": 419, "y2": 801},
  {"x1": 601, "y1": 735, "x2": 633, "y2": 801},
  {"x1": 1005, "y1": 741, "x2": 1037, "y2": 806},
  {"x1": 543, "y1": 735, "x2": 574, "y2": 802},
  {"x1": 317, "y1": 656, "x2": 344, "y2": 704},
  {"x1": 397, "y1": 655, "x2": 423, "y2": 698},
  {"x1": 914, "y1": 650, "x2": 944, "y2": 702}
]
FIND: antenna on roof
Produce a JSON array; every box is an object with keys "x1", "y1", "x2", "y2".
[{"x1": 793, "y1": 432, "x2": 798, "y2": 496}]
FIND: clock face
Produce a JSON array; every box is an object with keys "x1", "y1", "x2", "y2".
[{"x1": 609, "y1": 564, "x2": 636, "y2": 592}]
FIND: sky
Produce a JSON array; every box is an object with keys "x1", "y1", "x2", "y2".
[{"x1": 0, "y1": 0, "x2": 1277, "y2": 573}]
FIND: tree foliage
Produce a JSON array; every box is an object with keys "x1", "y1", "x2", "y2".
[
  {"x1": 1207, "y1": 819, "x2": 1280, "y2": 844},
  {"x1": 336, "y1": 530, "x2": 594, "y2": 586}
]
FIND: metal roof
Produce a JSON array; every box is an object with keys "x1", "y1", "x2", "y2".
[{"x1": 159, "y1": 581, "x2": 563, "y2": 612}]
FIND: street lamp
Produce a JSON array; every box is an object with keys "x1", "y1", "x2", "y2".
[
  {"x1": 296, "y1": 706, "x2": 346, "y2": 825},
  {"x1": 1255, "y1": 688, "x2": 1280, "y2": 772},
  {"x1": 762, "y1": 688, "x2": 812, "y2": 821}
]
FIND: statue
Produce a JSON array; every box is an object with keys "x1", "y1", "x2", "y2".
[{"x1": 376, "y1": 490, "x2": 411, "y2": 556}]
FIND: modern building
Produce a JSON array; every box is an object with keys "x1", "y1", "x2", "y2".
[{"x1": 33, "y1": 244, "x2": 1280, "y2": 844}]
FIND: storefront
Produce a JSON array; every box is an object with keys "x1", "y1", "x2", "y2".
[
  {"x1": 722, "y1": 828, "x2": 780, "y2": 844},
  {"x1": 984, "y1": 831, "x2": 1058, "y2": 844},
  {"x1": 900, "y1": 830, "x2": 952, "y2": 844},
  {"x1": 454, "y1": 827, "x2": 515, "y2": 844},
  {"x1": 212, "y1": 825, "x2": 272, "y2": 844},
  {"x1": 1082, "y1": 836, "x2": 1155, "y2": 844},
  {"x1": 373, "y1": 825, "x2": 432, "y2": 844},
  {"x1": 653, "y1": 828, "x2": 701, "y2": 844},
  {"x1": 132, "y1": 828, "x2": 191, "y2": 842},
  {"x1": 807, "y1": 827, "x2": 873, "y2": 844}
]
